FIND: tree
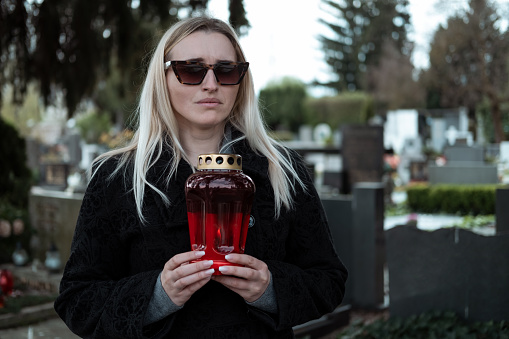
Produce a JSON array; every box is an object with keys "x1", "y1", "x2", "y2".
[
  {"x1": 0, "y1": 117, "x2": 33, "y2": 263},
  {"x1": 318, "y1": 0, "x2": 412, "y2": 93},
  {"x1": 0, "y1": 117, "x2": 32, "y2": 208},
  {"x1": 1, "y1": 83, "x2": 41, "y2": 136},
  {"x1": 367, "y1": 40, "x2": 425, "y2": 111},
  {"x1": 258, "y1": 77, "x2": 310, "y2": 132},
  {"x1": 228, "y1": 0, "x2": 250, "y2": 37},
  {"x1": 422, "y1": 0, "x2": 509, "y2": 142},
  {"x1": 0, "y1": 0, "x2": 249, "y2": 119}
]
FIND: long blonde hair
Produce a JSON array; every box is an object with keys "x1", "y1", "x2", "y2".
[{"x1": 93, "y1": 16, "x2": 305, "y2": 222}]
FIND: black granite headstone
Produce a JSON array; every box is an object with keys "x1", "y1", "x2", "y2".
[
  {"x1": 351, "y1": 182, "x2": 385, "y2": 308},
  {"x1": 386, "y1": 226, "x2": 509, "y2": 321},
  {"x1": 341, "y1": 125, "x2": 384, "y2": 194},
  {"x1": 322, "y1": 196, "x2": 353, "y2": 304},
  {"x1": 496, "y1": 188, "x2": 509, "y2": 235}
]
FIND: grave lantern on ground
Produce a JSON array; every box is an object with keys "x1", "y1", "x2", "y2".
[
  {"x1": 45, "y1": 242, "x2": 62, "y2": 273},
  {"x1": 0, "y1": 269, "x2": 13, "y2": 296},
  {"x1": 12, "y1": 241, "x2": 29, "y2": 266}
]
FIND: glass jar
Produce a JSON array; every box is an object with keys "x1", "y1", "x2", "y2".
[{"x1": 185, "y1": 154, "x2": 255, "y2": 274}]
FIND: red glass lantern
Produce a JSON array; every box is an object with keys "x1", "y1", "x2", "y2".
[
  {"x1": 185, "y1": 154, "x2": 255, "y2": 275},
  {"x1": 0, "y1": 269, "x2": 14, "y2": 296}
]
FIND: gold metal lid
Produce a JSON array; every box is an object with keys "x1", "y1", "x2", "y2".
[{"x1": 196, "y1": 153, "x2": 242, "y2": 170}]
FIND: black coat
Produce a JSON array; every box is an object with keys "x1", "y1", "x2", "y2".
[{"x1": 54, "y1": 139, "x2": 347, "y2": 338}]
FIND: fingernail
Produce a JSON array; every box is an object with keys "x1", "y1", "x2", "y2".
[
  {"x1": 203, "y1": 260, "x2": 214, "y2": 268},
  {"x1": 195, "y1": 251, "x2": 205, "y2": 257},
  {"x1": 205, "y1": 268, "x2": 215, "y2": 275},
  {"x1": 218, "y1": 266, "x2": 229, "y2": 273},
  {"x1": 224, "y1": 255, "x2": 231, "y2": 260}
]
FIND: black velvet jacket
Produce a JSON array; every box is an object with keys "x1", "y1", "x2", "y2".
[{"x1": 54, "y1": 138, "x2": 347, "y2": 338}]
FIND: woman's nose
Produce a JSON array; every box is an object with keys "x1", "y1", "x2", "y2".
[{"x1": 201, "y1": 69, "x2": 218, "y2": 90}]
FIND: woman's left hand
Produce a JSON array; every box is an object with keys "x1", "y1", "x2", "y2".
[{"x1": 211, "y1": 253, "x2": 270, "y2": 303}]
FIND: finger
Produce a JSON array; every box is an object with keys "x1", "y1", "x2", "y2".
[
  {"x1": 217, "y1": 264, "x2": 261, "y2": 281},
  {"x1": 183, "y1": 270, "x2": 216, "y2": 292},
  {"x1": 163, "y1": 259, "x2": 214, "y2": 289},
  {"x1": 165, "y1": 250, "x2": 205, "y2": 270},
  {"x1": 225, "y1": 254, "x2": 267, "y2": 271},
  {"x1": 173, "y1": 266, "x2": 215, "y2": 290},
  {"x1": 213, "y1": 273, "x2": 249, "y2": 289},
  {"x1": 213, "y1": 274, "x2": 266, "y2": 302},
  {"x1": 173, "y1": 260, "x2": 215, "y2": 281},
  {"x1": 168, "y1": 269, "x2": 215, "y2": 306}
]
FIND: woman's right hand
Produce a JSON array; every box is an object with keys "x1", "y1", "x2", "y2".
[{"x1": 160, "y1": 251, "x2": 215, "y2": 306}]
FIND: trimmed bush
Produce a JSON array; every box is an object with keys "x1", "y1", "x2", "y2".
[
  {"x1": 305, "y1": 92, "x2": 374, "y2": 129},
  {"x1": 406, "y1": 184, "x2": 499, "y2": 215}
]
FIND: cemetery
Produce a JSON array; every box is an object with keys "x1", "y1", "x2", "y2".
[
  {"x1": 1, "y1": 105, "x2": 508, "y2": 338},
  {"x1": 5, "y1": 0, "x2": 509, "y2": 336}
]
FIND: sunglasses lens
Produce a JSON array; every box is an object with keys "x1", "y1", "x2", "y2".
[
  {"x1": 172, "y1": 62, "x2": 248, "y2": 85},
  {"x1": 215, "y1": 64, "x2": 244, "y2": 85},
  {"x1": 175, "y1": 64, "x2": 207, "y2": 84}
]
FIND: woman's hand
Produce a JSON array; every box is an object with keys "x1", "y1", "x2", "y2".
[
  {"x1": 161, "y1": 251, "x2": 215, "y2": 306},
  {"x1": 211, "y1": 253, "x2": 271, "y2": 303}
]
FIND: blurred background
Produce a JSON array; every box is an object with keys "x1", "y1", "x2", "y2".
[{"x1": 1, "y1": 0, "x2": 509, "y2": 338}]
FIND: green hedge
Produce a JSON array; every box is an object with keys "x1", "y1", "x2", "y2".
[
  {"x1": 305, "y1": 92, "x2": 374, "y2": 129},
  {"x1": 406, "y1": 184, "x2": 500, "y2": 215}
]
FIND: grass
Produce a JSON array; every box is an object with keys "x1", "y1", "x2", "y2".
[{"x1": 335, "y1": 311, "x2": 509, "y2": 339}]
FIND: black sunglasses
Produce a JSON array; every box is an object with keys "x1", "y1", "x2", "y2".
[{"x1": 165, "y1": 60, "x2": 249, "y2": 85}]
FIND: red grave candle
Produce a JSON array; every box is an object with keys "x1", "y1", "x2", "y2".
[
  {"x1": 0, "y1": 269, "x2": 14, "y2": 296},
  {"x1": 185, "y1": 154, "x2": 255, "y2": 275}
]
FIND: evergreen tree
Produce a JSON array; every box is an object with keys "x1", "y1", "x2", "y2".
[
  {"x1": 318, "y1": 0, "x2": 411, "y2": 92},
  {"x1": 0, "y1": 0, "x2": 249, "y2": 118},
  {"x1": 228, "y1": 0, "x2": 250, "y2": 37}
]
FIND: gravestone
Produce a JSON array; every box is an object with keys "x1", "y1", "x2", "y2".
[
  {"x1": 28, "y1": 187, "x2": 83, "y2": 264},
  {"x1": 386, "y1": 226, "x2": 509, "y2": 321},
  {"x1": 341, "y1": 125, "x2": 384, "y2": 194},
  {"x1": 351, "y1": 182, "x2": 385, "y2": 308},
  {"x1": 501, "y1": 142, "x2": 509, "y2": 184},
  {"x1": 501, "y1": 142, "x2": 509, "y2": 165},
  {"x1": 496, "y1": 188, "x2": 509, "y2": 235},
  {"x1": 321, "y1": 196, "x2": 353, "y2": 304},
  {"x1": 444, "y1": 144, "x2": 483, "y2": 162},
  {"x1": 430, "y1": 118, "x2": 447, "y2": 152},
  {"x1": 40, "y1": 163, "x2": 70, "y2": 189},
  {"x1": 428, "y1": 163, "x2": 498, "y2": 184},
  {"x1": 25, "y1": 137, "x2": 41, "y2": 172},
  {"x1": 428, "y1": 144, "x2": 498, "y2": 185},
  {"x1": 322, "y1": 171, "x2": 343, "y2": 193}
]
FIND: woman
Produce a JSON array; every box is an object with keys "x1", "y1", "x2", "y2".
[{"x1": 55, "y1": 16, "x2": 347, "y2": 338}]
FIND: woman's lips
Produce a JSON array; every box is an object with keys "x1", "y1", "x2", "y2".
[{"x1": 197, "y1": 98, "x2": 221, "y2": 107}]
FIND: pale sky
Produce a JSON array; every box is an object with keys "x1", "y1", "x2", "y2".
[{"x1": 206, "y1": 0, "x2": 502, "y2": 96}]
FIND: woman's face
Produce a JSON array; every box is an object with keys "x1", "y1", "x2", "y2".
[{"x1": 167, "y1": 31, "x2": 240, "y2": 132}]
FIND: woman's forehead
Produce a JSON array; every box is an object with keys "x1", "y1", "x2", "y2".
[{"x1": 169, "y1": 31, "x2": 236, "y2": 61}]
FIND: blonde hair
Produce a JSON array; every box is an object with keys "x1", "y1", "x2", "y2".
[{"x1": 93, "y1": 16, "x2": 305, "y2": 222}]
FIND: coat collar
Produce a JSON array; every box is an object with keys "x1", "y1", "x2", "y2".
[{"x1": 147, "y1": 127, "x2": 270, "y2": 183}]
